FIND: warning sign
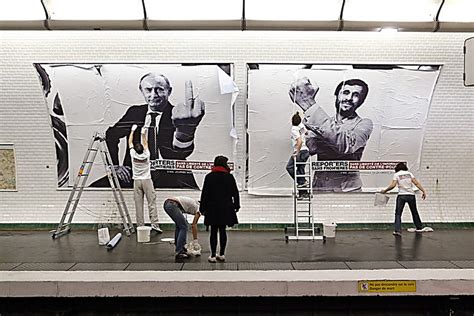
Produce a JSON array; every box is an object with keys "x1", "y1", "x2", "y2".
[{"x1": 358, "y1": 280, "x2": 416, "y2": 293}]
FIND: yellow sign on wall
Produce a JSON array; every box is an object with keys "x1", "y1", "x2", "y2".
[{"x1": 358, "y1": 280, "x2": 416, "y2": 293}]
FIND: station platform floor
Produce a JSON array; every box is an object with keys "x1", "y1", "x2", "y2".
[
  {"x1": 1, "y1": 228, "x2": 473, "y2": 267},
  {"x1": 0, "y1": 228, "x2": 473, "y2": 302}
]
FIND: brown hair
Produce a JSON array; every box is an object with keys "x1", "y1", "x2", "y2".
[
  {"x1": 395, "y1": 162, "x2": 408, "y2": 172},
  {"x1": 291, "y1": 112, "x2": 302, "y2": 126},
  {"x1": 134, "y1": 143, "x2": 144, "y2": 154}
]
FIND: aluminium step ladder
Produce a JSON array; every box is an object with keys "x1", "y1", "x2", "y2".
[
  {"x1": 286, "y1": 156, "x2": 323, "y2": 241},
  {"x1": 51, "y1": 132, "x2": 135, "y2": 239}
]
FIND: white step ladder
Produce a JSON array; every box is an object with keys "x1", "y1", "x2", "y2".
[
  {"x1": 286, "y1": 156, "x2": 323, "y2": 241},
  {"x1": 51, "y1": 132, "x2": 135, "y2": 239}
]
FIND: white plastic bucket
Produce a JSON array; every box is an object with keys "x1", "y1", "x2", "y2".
[
  {"x1": 137, "y1": 226, "x2": 151, "y2": 243},
  {"x1": 97, "y1": 227, "x2": 110, "y2": 245},
  {"x1": 323, "y1": 222, "x2": 337, "y2": 238}
]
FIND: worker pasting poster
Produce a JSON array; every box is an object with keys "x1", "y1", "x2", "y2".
[
  {"x1": 34, "y1": 63, "x2": 239, "y2": 190},
  {"x1": 247, "y1": 64, "x2": 440, "y2": 195}
]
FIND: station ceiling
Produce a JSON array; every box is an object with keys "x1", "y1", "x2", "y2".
[{"x1": 1, "y1": 0, "x2": 473, "y2": 32}]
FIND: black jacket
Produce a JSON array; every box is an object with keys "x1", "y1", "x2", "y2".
[
  {"x1": 200, "y1": 170, "x2": 240, "y2": 227},
  {"x1": 91, "y1": 102, "x2": 197, "y2": 188}
]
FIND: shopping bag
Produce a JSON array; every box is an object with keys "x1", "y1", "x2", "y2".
[{"x1": 374, "y1": 193, "x2": 390, "y2": 207}]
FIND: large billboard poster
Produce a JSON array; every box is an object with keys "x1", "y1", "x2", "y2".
[
  {"x1": 35, "y1": 63, "x2": 239, "y2": 189},
  {"x1": 247, "y1": 64, "x2": 440, "y2": 195}
]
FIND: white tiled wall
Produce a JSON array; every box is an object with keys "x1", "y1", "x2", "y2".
[{"x1": 1, "y1": 31, "x2": 473, "y2": 225}]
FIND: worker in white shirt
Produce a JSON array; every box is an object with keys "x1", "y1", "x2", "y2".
[
  {"x1": 128, "y1": 124, "x2": 162, "y2": 233},
  {"x1": 381, "y1": 162, "x2": 432, "y2": 236},
  {"x1": 286, "y1": 112, "x2": 310, "y2": 198}
]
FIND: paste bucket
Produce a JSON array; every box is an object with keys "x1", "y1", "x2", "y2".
[
  {"x1": 97, "y1": 227, "x2": 110, "y2": 245},
  {"x1": 137, "y1": 226, "x2": 151, "y2": 243},
  {"x1": 323, "y1": 222, "x2": 337, "y2": 238}
]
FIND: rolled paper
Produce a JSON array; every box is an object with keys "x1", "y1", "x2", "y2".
[{"x1": 106, "y1": 233, "x2": 122, "y2": 250}]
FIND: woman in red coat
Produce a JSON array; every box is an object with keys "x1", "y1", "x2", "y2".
[{"x1": 199, "y1": 155, "x2": 240, "y2": 262}]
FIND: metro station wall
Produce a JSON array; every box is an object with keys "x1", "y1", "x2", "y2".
[{"x1": 0, "y1": 31, "x2": 473, "y2": 225}]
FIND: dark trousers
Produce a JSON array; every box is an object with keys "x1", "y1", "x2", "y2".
[
  {"x1": 286, "y1": 150, "x2": 310, "y2": 185},
  {"x1": 163, "y1": 199, "x2": 188, "y2": 255},
  {"x1": 394, "y1": 195, "x2": 423, "y2": 232},
  {"x1": 210, "y1": 225, "x2": 227, "y2": 257}
]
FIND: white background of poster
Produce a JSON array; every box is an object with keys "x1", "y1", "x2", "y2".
[
  {"x1": 247, "y1": 65, "x2": 440, "y2": 195},
  {"x1": 40, "y1": 64, "x2": 236, "y2": 188}
]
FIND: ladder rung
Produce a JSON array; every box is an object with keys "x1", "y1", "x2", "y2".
[
  {"x1": 290, "y1": 156, "x2": 317, "y2": 241},
  {"x1": 54, "y1": 132, "x2": 133, "y2": 240},
  {"x1": 287, "y1": 236, "x2": 323, "y2": 241}
]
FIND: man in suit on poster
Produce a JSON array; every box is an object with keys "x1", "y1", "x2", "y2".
[
  {"x1": 92, "y1": 73, "x2": 205, "y2": 189},
  {"x1": 289, "y1": 77, "x2": 373, "y2": 192}
]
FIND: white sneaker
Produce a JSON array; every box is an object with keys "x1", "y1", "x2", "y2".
[
  {"x1": 407, "y1": 228, "x2": 416, "y2": 233},
  {"x1": 297, "y1": 181, "x2": 309, "y2": 188},
  {"x1": 416, "y1": 227, "x2": 434, "y2": 233},
  {"x1": 151, "y1": 224, "x2": 163, "y2": 233},
  {"x1": 216, "y1": 255, "x2": 226, "y2": 262},
  {"x1": 208, "y1": 256, "x2": 217, "y2": 263}
]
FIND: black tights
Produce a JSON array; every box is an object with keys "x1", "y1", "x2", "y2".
[{"x1": 210, "y1": 225, "x2": 227, "y2": 257}]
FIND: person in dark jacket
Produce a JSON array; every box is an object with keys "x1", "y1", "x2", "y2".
[{"x1": 199, "y1": 155, "x2": 240, "y2": 263}]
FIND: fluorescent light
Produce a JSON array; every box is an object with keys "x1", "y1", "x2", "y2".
[
  {"x1": 344, "y1": 0, "x2": 442, "y2": 22},
  {"x1": 0, "y1": 0, "x2": 46, "y2": 21},
  {"x1": 146, "y1": 0, "x2": 242, "y2": 20},
  {"x1": 379, "y1": 27, "x2": 398, "y2": 33},
  {"x1": 246, "y1": 0, "x2": 343, "y2": 21},
  {"x1": 44, "y1": 0, "x2": 143, "y2": 20}
]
